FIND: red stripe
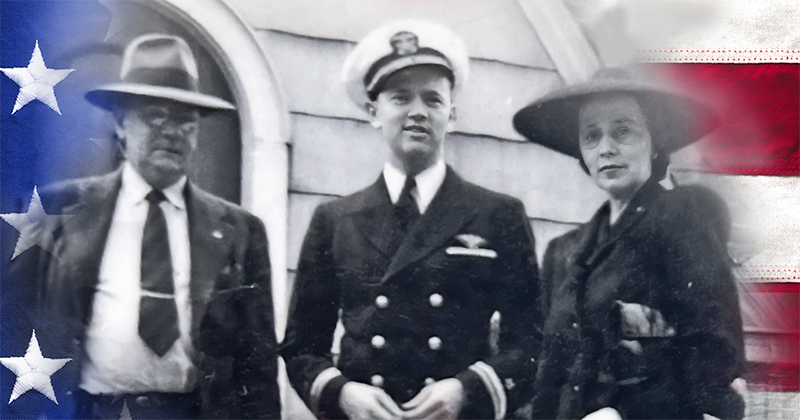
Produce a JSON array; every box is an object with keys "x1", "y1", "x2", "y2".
[
  {"x1": 738, "y1": 282, "x2": 799, "y2": 390},
  {"x1": 652, "y1": 64, "x2": 799, "y2": 175},
  {"x1": 742, "y1": 282, "x2": 800, "y2": 294}
]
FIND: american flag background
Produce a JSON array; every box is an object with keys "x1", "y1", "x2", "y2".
[{"x1": 1, "y1": 1, "x2": 797, "y2": 419}]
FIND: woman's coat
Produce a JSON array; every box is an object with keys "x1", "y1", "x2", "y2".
[{"x1": 532, "y1": 181, "x2": 744, "y2": 419}]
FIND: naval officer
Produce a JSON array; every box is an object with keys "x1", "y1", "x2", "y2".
[{"x1": 281, "y1": 21, "x2": 542, "y2": 420}]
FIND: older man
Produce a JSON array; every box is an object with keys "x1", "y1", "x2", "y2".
[
  {"x1": 37, "y1": 34, "x2": 280, "y2": 419},
  {"x1": 281, "y1": 21, "x2": 542, "y2": 420}
]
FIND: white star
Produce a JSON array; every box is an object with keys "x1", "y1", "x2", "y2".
[
  {"x1": 0, "y1": 330, "x2": 71, "y2": 404},
  {"x1": 99, "y1": 0, "x2": 128, "y2": 41},
  {"x1": 119, "y1": 399, "x2": 132, "y2": 420},
  {"x1": 0, "y1": 40, "x2": 75, "y2": 114},
  {"x1": 1, "y1": 187, "x2": 73, "y2": 260}
]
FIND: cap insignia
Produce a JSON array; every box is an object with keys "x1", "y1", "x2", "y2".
[{"x1": 390, "y1": 31, "x2": 419, "y2": 55}]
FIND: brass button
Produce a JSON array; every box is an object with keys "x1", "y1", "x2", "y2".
[
  {"x1": 572, "y1": 322, "x2": 579, "y2": 329},
  {"x1": 428, "y1": 336, "x2": 442, "y2": 350},
  {"x1": 371, "y1": 335, "x2": 386, "y2": 349},
  {"x1": 375, "y1": 295, "x2": 389, "y2": 309},
  {"x1": 429, "y1": 293, "x2": 443, "y2": 307},
  {"x1": 424, "y1": 377, "x2": 435, "y2": 386},
  {"x1": 135, "y1": 396, "x2": 150, "y2": 406},
  {"x1": 371, "y1": 374, "x2": 384, "y2": 387}
]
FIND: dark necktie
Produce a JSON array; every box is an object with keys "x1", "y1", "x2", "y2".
[
  {"x1": 139, "y1": 190, "x2": 180, "y2": 357},
  {"x1": 388, "y1": 176, "x2": 421, "y2": 256}
]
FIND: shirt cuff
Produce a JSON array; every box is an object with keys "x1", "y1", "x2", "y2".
[
  {"x1": 309, "y1": 367, "x2": 344, "y2": 414},
  {"x1": 468, "y1": 361, "x2": 507, "y2": 420}
]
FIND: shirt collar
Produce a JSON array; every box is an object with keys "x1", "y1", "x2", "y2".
[
  {"x1": 121, "y1": 161, "x2": 187, "y2": 210},
  {"x1": 383, "y1": 159, "x2": 446, "y2": 214}
]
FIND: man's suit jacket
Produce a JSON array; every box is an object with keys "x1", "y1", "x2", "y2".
[
  {"x1": 282, "y1": 167, "x2": 542, "y2": 419},
  {"x1": 34, "y1": 168, "x2": 281, "y2": 419}
]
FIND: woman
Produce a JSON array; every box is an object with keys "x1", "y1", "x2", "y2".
[{"x1": 513, "y1": 68, "x2": 745, "y2": 419}]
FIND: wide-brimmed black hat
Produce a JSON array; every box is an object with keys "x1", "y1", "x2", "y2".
[
  {"x1": 86, "y1": 34, "x2": 235, "y2": 111},
  {"x1": 513, "y1": 67, "x2": 719, "y2": 159}
]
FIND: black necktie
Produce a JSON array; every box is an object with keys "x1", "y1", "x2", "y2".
[
  {"x1": 139, "y1": 190, "x2": 180, "y2": 357},
  {"x1": 388, "y1": 177, "x2": 421, "y2": 255}
]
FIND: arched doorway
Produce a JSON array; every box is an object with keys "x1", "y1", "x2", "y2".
[{"x1": 78, "y1": 0, "x2": 291, "y2": 330}]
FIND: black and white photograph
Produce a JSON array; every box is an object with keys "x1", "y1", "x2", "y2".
[{"x1": 0, "y1": 1, "x2": 797, "y2": 419}]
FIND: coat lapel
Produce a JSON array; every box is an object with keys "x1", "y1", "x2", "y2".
[
  {"x1": 581, "y1": 180, "x2": 663, "y2": 270},
  {"x1": 54, "y1": 170, "x2": 121, "y2": 323},
  {"x1": 350, "y1": 177, "x2": 397, "y2": 258},
  {"x1": 382, "y1": 168, "x2": 476, "y2": 282},
  {"x1": 185, "y1": 184, "x2": 232, "y2": 336}
]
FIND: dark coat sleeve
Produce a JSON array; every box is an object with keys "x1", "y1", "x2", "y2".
[
  {"x1": 528, "y1": 230, "x2": 582, "y2": 420},
  {"x1": 456, "y1": 198, "x2": 543, "y2": 419},
  {"x1": 280, "y1": 203, "x2": 346, "y2": 418},
  {"x1": 240, "y1": 215, "x2": 281, "y2": 419},
  {"x1": 197, "y1": 214, "x2": 281, "y2": 419},
  {"x1": 658, "y1": 187, "x2": 745, "y2": 418}
]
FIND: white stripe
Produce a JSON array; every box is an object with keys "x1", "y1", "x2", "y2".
[
  {"x1": 309, "y1": 367, "x2": 342, "y2": 414},
  {"x1": 697, "y1": 175, "x2": 800, "y2": 280},
  {"x1": 140, "y1": 290, "x2": 175, "y2": 299},
  {"x1": 469, "y1": 361, "x2": 507, "y2": 420}
]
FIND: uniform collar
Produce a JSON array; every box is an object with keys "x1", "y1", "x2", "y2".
[
  {"x1": 121, "y1": 161, "x2": 187, "y2": 210},
  {"x1": 383, "y1": 159, "x2": 446, "y2": 214}
]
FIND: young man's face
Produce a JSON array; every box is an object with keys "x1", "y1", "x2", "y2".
[{"x1": 368, "y1": 65, "x2": 456, "y2": 175}]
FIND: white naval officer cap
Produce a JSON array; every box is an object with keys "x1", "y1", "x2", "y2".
[{"x1": 342, "y1": 20, "x2": 470, "y2": 107}]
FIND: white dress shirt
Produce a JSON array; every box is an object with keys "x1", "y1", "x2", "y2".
[
  {"x1": 80, "y1": 162, "x2": 197, "y2": 394},
  {"x1": 382, "y1": 159, "x2": 446, "y2": 214}
]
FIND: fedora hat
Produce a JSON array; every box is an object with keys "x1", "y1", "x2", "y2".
[
  {"x1": 342, "y1": 20, "x2": 469, "y2": 107},
  {"x1": 513, "y1": 67, "x2": 719, "y2": 159},
  {"x1": 86, "y1": 34, "x2": 235, "y2": 111}
]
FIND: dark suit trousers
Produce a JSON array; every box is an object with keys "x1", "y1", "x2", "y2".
[{"x1": 73, "y1": 389, "x2": 200, "y2": 419}]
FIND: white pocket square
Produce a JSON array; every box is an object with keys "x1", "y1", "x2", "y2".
[{"x1": 446, "y1": 247, "x2": 497, "y2": 258}]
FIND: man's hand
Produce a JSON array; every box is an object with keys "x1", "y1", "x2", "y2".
[
  {"x1": 402, "y1": 378, "x2": 465, "y2": 420},
  {"x1": 340, "y1": 381, "x2": 405, "y2": 420}
]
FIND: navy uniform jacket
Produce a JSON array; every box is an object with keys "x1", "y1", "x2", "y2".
[
  {"x1": 28, "y1": 169, "x2": 281, "y2": 419},
  {"x1": 531, "y1": 180, "x2": 744, "y2": 420},
  {"x1": 282, "y1": 167, "x2": 542, "y2": 419}
]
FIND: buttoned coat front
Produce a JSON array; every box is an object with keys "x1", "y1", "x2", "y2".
[
  {"x1": 531, "y1": 182, "x2": 744, "y2": 420},
  {"x1": 282, "y1": 167, "x2": 542, "y2": 419},
  {"x1": 31, "y1": 169, "x2": 281, "y2": 419}
]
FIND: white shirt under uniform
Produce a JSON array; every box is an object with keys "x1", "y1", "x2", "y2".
[
  {"x1": 382, "y1": 159, "x2": 446, "y2": 214},
  {"x1": 79, "y1": 162, "x2": 197, "y2": 395}
]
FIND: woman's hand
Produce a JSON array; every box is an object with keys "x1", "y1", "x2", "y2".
[
  {"x1": 581, "y1": 407, "x2": 623, "y2": 420},
  {"x1": 616, "y1": 300, "x2": 676, "y2": 338}
]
